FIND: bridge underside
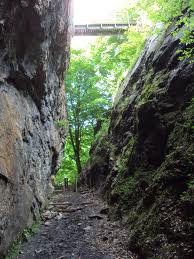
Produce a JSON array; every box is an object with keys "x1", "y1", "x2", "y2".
[
  {"x1": 75, "y1": 28, "x2": 127, "y2": 36},
  {"x1": 74, "y1": 23, "x2": 133, "y2": 36}
]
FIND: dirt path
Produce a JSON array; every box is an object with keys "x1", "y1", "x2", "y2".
[{"x1": 17, "y1": 190, "x2": 138, "y2": 259}]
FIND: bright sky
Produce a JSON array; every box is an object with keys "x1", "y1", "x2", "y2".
[
  {"x1": 73, "y1": 0, "x2": 130, "y2": 24},
  {"x1": 72, "y1": 0, "x2": 132, "y2": 49}
]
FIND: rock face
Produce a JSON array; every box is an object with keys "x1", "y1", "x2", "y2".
[
  {"x1": 0, "y1": 0, "x2": 72, "y2": 256},
  {"x1": 82, "y1": 21, "x2": 194, "y2": 257}
]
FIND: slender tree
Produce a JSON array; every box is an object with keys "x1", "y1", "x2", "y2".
[{"x1": 65, "y1": 49, "x2": 111, "y2": 175}]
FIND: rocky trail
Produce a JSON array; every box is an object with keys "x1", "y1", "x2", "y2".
[{"x1": 17, "y1": 190, "x2": 138, "y2": 259}]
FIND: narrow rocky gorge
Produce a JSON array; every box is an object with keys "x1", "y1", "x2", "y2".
[
  {"x1": 82, "y1": 18, "x2": 194, "y2": 258},
  {"x1": 0, "y1": 0, "x2": 72, "y2": 256},
  {"x1": 0, "y1": 0, "x2": 193, "y2": 258}
]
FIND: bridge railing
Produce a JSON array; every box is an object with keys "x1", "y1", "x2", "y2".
[
  {"x1": 75, "y1": 24, "x2": 130, "y2": 29},
  {"x1": 73, "y1": 12, "x2": 137, "y2": 36}
]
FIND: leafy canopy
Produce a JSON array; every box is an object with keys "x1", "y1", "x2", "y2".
[{"x1": 55, "y1": 0, "x2": 194, "y2": 185}]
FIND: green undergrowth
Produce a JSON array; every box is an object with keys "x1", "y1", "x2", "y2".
[
  {"x1": 5, "y1": 240, "x2": 21, "y2": 259},
  {"x1": 114, "y1": 137, "x2": 135, "y2": 174},
  {"x1": 153, "y1": 99, "x2": 194, "y2": 201},
  {"x1": 181, "y1": 177, "x2": 194, "y2": 201},
  {"x1": 112, "y1": 175, "x2": 136, "y2": 196},
  {"x1": 179, "y1": 145, "x2": 194, "y2": 202},
  {"x1": 91, "y1": 136, "x2": 111, "y2": 166},
  {"x1": 137, "y1": 83, "x2": 157, "y2": 107},
  {"x1": 6, "y1": 221, "x2": 41, "y2": 259},
  {"x1": 116, "y1": 95, "x2": 131, "y2": 113},
  {"x1": 183, "y1": 100, "x2": 194, "y2": 130},
  {"x1": 111, "y1": 137, "x2": 137, "y2": 196},
  {"x1": 137, "y1": 71, "x2": 167, "y2": 106}
]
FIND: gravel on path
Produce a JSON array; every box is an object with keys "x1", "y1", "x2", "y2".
[{"x1": 17, "y1": 190, "x2": 139, "y2": 259}]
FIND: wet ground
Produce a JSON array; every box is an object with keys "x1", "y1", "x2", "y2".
[{"x1": 17, "y1": 190, "x2": 138, "y2": 259}]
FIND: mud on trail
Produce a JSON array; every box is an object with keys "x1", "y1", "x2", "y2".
[{"x1": 17, "y1": 190, "x2": 138, "y2": 259}]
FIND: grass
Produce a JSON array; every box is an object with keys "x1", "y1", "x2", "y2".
[{"x1": 5, "y1": 221, "x2": 41, "y2": 259}]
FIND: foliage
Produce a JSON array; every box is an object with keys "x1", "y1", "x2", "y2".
[
  {"x1": 90, "y1": 29, "x2": 148, "y2": 93},
  {"x1": 5, "y1": 221, "x2": 41, "y2": 259},
  {"x1": 130, "y1": 0, "x2": 194, "y2": 61},
  {"x1": 55, "y1": 134, "x2": 90, "y2": 185},
  {"x1": 55, "y1": 0, "x2": 193, "y2": 185},
  {"x1": 112, "y1": 175, "x2": 136, "y2": 195},
  {"x1": 180, "y1": 173, "x2": 194, "y2": 201},
  {"x1": 22, "y1": 222, "x2": 40, "y2": 241},
  {"x1": 5, "y1": 240, "x2": 22, "y2": 259},
  {"x1": 55, "y1": 50, "x2": 112, "y2": 185},
  {"x1": 56, "y1": 29, "x2": 147, "y2": 184}
]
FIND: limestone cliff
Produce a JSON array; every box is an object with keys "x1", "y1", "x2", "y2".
[
  {"x1": 82, "y1": 21, "x2": 194, "y2": 257},
  {"x1": 0, "y1": 0, "x2": 72, "y2": 256}
]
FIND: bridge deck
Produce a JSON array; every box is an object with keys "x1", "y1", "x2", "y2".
[{"x1": 74, "y1": 23, "x2": 136, "y2": 36}]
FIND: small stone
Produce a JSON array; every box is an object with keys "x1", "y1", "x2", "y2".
[
  {"x1": 113, "y1": 238, "x2": 119, "y2": 244},
  {"x1": 58, "y1": 243, "x2": 64, "y2": 248},
  {"x1": 55, "y1": 213, "x2": 63, "y2": 220},
  {"x1": 35, "y1": 249, "x2": 43, "y2": 254},
  {"x1": 42, "y1": 210, "x2": 58, "y2": 220},
  {"x1": 88, "y1": 215, "x2": 103, "y2": 220},
  {"x1": 84, "y1": 226, "x2": 92, "y2": 231},
  {"x1": 44, "y1": 221, "x2": 51, "y2": 226}
]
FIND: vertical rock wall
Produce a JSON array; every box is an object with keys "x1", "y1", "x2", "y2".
[
  {"x1": 82, "y1": 20, "x2": 194, "y2": 257},
  {"x1": 0, "y1": 0, "x2": 72, "y2": 256}
]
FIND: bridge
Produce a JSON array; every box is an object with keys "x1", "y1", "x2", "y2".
[{"x1": 74, "y1": 12, "x2": 136, "y2": 36}]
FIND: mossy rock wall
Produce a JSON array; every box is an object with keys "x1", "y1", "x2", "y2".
[{"x1": 82, "y1": 19, "x2": 194, "y2": 258}]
